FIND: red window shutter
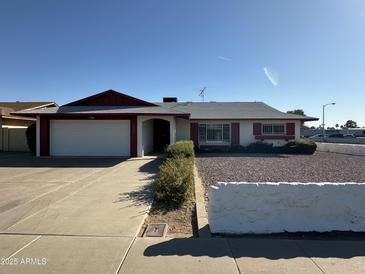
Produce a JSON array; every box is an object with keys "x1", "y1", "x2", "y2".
[
  {"x1": 253, "y1": 123, "x2": 262, "y2": 136},
  {"x1": 231, "y1": 123, "x2": 240, "y2": 145},
  {"x1": 40, "y1": 116, "x2": 50, "y2": 156},
  {"x1": 286, "y1": 123, "x2": 295, "y2": 135},
  {"x1": 190, "y1": 123, "x2": 199, "y2": 148}
]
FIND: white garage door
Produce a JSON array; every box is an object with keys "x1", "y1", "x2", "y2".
[{"x1": 50, "y1": 120, "x2": 130, "y2": 156}]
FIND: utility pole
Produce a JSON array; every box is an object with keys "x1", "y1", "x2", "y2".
[{"x1": 322, "y1": 102, "x2": 336, "y2": 142}]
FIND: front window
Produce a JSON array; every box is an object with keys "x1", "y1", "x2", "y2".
[
  {"x1": 262, "y1": 124, "x2": 285, "y2": 135},
  {"x1": 199, "y1": 123, "x2": 230, "y2": 143}
]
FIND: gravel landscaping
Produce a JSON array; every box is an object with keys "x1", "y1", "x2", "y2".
[{"x1": 196, "y1": 152, "x2": 365, "y2": 196}]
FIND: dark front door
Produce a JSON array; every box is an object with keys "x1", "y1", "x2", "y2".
[{"x1": 153, "y1": 119, "x2": 170, "y2": 152}]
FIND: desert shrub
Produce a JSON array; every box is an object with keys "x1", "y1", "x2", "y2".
[
  {"x1": 246, "y1": 141, "x2": 274, "y2": 153},
  {"x1": 280, "y1": 139, "x2": 317, "y2": 154},
  {"x1": 25, "y1": 123, "x2": 36, "y2": 155},
  {"x1": 155, "y1": 156, "x2": 194, "y2": 207},
  {"x1": 166, "y1": 140, "x2": 195, "y2": 158}
]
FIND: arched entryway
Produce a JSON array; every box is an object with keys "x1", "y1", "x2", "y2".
[{"x1": 142, "y1": 118, "x2": 170, "y2": 155}]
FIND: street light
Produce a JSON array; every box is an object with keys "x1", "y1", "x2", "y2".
[{"x1": 322, "y1": 102, "x2": 336, "y2": 141}]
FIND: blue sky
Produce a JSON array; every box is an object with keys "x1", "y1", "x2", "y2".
[{"x1": 1, "y1": 0, "x2": 364, "y2": 127}]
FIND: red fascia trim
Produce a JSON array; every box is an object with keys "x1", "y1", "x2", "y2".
[{"x1": 255, "y1": 135, "x2": 295, "y2": 140}]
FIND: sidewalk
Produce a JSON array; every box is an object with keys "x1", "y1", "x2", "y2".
[{"x1": 119, "y1": 237, "x2": 365, "y2": 274}]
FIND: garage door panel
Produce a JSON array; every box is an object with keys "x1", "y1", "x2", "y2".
[{"x1": 50, "y1": 120, "x2": 130, "y2": 156}]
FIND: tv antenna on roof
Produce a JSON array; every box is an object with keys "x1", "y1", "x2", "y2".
[{"x1": 198, "y1": 87, "x2": 206, "y2": 102}]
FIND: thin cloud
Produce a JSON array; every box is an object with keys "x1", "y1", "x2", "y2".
[
  {"x1": 263, "y1": 67, "x2": 279, "y2": 86},
  {"x1": 218, "y1": 56, "x2": 232, "y2": 61}
]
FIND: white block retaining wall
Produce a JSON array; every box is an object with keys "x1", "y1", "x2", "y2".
[
  {"x1": 209, "y1": 182, "x2": 365, "y2": 234},
  {"x1": 316, "y1": 142, "x2": 365, "y2": 156}
]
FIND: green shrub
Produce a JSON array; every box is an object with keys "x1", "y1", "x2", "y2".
[
  {"x1": 246, "y1": 141, "x2": 274, "y2": 153},
  {"x1": 280, "y1": 139, "x2": 317, "y2": 154},
  {"x1": 166, "y1": 140, "x2": 195, "y2": 158},
  {"x1": 26, "y1": 123, "x2": 36, "y2": 155},
  {"x1": 155, "y1": 156, "x2": 194, "y2": 207}
]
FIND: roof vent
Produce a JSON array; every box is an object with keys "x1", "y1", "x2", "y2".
[{"x1": 163, "y1": 97, "x2": 177, "y2": 103}]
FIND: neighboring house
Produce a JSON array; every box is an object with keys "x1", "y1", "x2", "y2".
[
  {"x1": 15, "y1": 90, "x2": 318, "y2": 157},
  {"x1": 0, "y1": 102, "x2": 57, "y2": 152}
]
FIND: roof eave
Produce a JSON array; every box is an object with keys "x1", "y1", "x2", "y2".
[
  {"x1": 2, "y1": 115, "x2": 36, "y2": 121},
  {"x1": 190, "y1": 117, "x2": 319, "y2": 121},
  {"x1": 11, "y1": 112, "x2": 190, "y2": 117}
]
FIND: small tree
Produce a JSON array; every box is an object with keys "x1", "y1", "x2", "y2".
[
  {"x1": 287, "y1": 109, "x2": 305, "y2": 116},
  {"x1": 26, "y1": 123, "x2": 36, "y2": 155},
  {"x1": 345, "y1": 120, "x2": 357, "y2": 128},
  {"x1": 335, "y1": 124, "x2": 339, "y2": 129}
]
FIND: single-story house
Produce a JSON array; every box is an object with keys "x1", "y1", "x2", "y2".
[
  {"x1": 1, "y1": 101, "x2": 57, "y2": 152},
  {"x1": 15, "y1": 89, "x2": 318, "y2": 157}
]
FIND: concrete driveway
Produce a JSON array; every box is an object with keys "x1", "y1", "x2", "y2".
[{"x1": 0, "y1": 153, "x2": 160, "y2": 274}]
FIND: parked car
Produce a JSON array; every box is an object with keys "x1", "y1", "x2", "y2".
[
  {"x1": 344, "y1": 133, "x2": 356, "y2": 138},
  {"x1": 309, "y1": 134, "x2": 328, "y2": 139},
  {"x1": 329, "y1": 133, "x2": 344, "y2": 138}
]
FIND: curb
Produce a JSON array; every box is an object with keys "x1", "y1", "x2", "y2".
[{"x1": 194, "y1": 164, "x2": 211, "y2": 238}]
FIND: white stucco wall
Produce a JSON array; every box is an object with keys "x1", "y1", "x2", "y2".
[
  {"x1": 142, "y1": 119, "x2": 154, "y2": 155},
  {"x1": 316, "y1": 142, "x2": 365, "y2": 156},
  {"x1": 176, "y1": 118, "x2": 190, "y2": 141},
  {"x1": 209, "y1": 182, "x2": 365, "y2": 234},
  {"x1": 137, "y1": 115, "x2": 176, "y2": 157}
]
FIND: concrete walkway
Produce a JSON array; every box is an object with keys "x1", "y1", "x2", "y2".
[
  {"x1": 119, "y1": 237, "x2": 365, "y2": 274},
  {"x1": 0, "y1": 155, "x2": 160, "y2": 274}
]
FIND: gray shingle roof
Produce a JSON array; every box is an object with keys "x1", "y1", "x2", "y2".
[
  {"x1": 156, "y1": 102, "x2": 318, "y2": 121},
  {"x1": 14, "y1": 102, "x2": 318, "y2": 121}
]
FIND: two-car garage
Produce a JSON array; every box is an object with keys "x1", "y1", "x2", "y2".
[{"x1": 49, "y1": 120, "x2": 131, "y2": 156}]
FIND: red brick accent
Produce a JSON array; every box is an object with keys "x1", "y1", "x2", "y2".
[
  {"x1": 286, "y1": 123, "x2": 295, "y2": 136},
  {"x1": 130, "y1": 117, "x2": 137, "y2": 157},
  {"x1": 253, "y1": 123, "x2": 262, "y2": 136},
  {"x1": 40, "y1": 116, "x2": 50, "y2": 156},
  {"x1": 190, "y1": 123, "x2": 199, "y2": 148},
  {"x1": 231, "y1": 123, "x2": 240, "y2": 145}
]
